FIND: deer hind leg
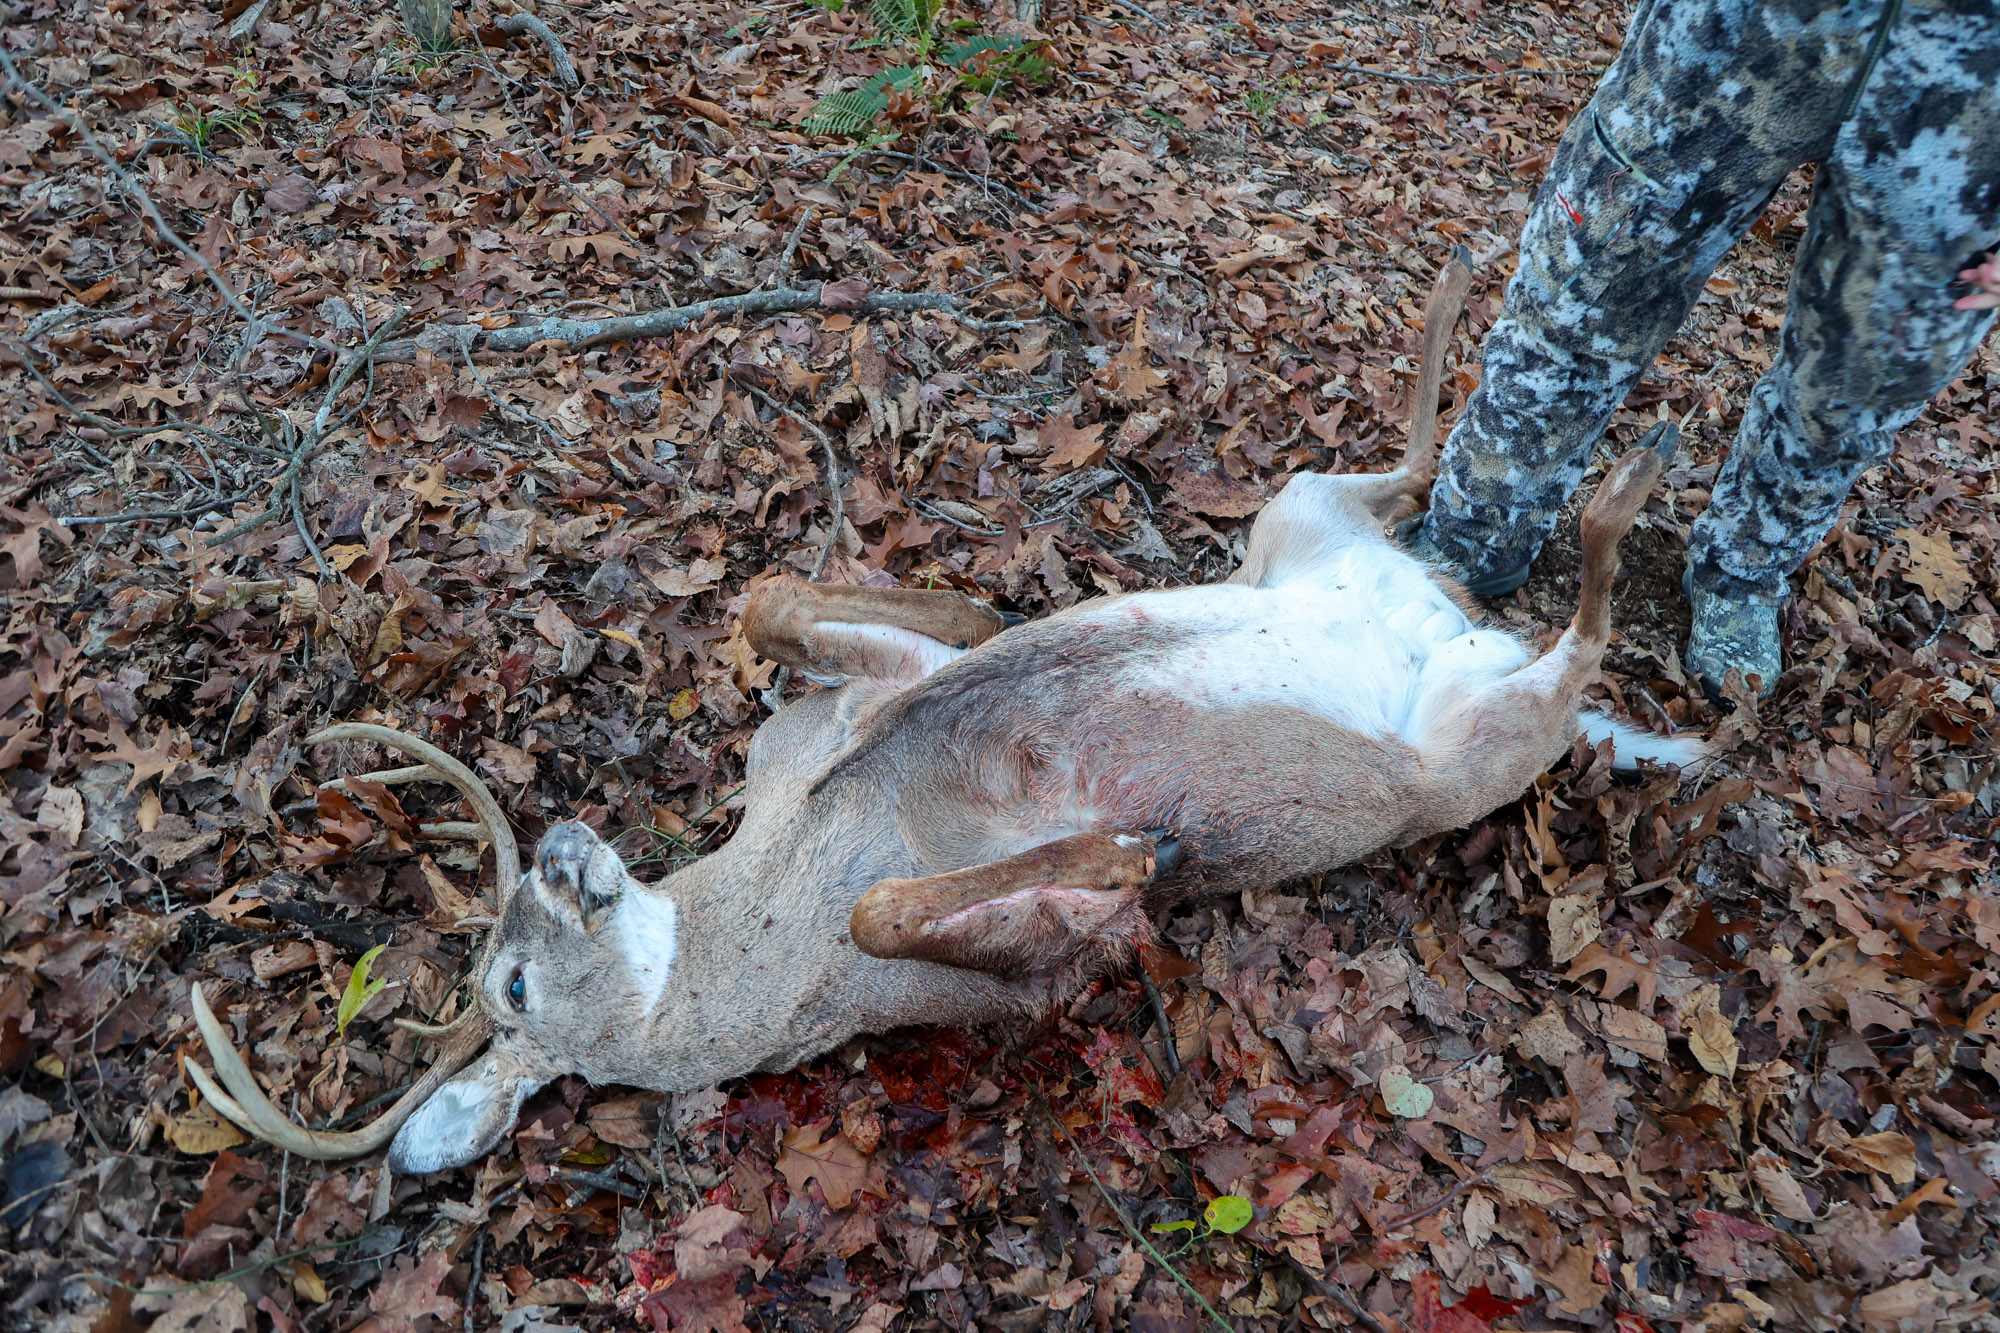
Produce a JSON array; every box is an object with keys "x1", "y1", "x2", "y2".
[
  {"x1": 1401, "y1": 445, "x2": 1670, "y2": 831},
  {"x1": 744, "y1": 575, "x2": 1011, "y2": 687},
  {"x1": 1233, "y1": 253, "x2": 1473, "y2": 589}
]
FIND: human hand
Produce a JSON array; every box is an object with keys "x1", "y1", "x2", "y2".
[{"x1": 1958, "y1": 254, "x2": 2000, "y2": 311}]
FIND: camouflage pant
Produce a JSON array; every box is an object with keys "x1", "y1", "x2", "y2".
[{"x1": 1421, "y1": 0, "x2": 2000, "y2": 602}]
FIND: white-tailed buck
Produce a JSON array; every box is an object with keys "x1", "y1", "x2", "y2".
[{"x1": 187, "y1": 255, "x2": 1705, "y2": 1172}]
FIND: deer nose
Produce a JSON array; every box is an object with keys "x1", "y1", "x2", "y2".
[{"x1": 537, "y1": 822, "x2": 601, "y2": 891}]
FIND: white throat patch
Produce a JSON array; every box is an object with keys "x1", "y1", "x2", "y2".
[{"x1": 612, "y1": 891, "x2": 679, "y2": 1010}]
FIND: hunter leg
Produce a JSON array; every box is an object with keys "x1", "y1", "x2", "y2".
[
  {"x1": 744, "y1": 575, "x2": 1010, "y2": 686},
  {"x1": 1687, "y1": 8, "x2": 2000, "y2": 609},
  {"x1": 1416, "y1": 0, "x2": 1859, "y2": 589}
]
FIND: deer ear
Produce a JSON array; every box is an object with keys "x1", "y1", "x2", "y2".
[
  {"x1": 387, "y1": 1050, "x2": 543, "y2": 1174},
  {"x1": 850, "y1": 831, "x2": 1176, "y2": 976}
]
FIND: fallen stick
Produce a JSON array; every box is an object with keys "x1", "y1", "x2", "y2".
[
  {"x1": 494, "y1": 12, "x2": 580, "y2": 92},
  {"x1": 372, "y1": 283, "x2": 1029, "y2": 362}
]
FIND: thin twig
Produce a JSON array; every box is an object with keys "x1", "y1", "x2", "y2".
[
  {"x1": 463, "y1": 1232, "x2": 485, "y2": 1333},
  {"x1": 556, "y1": 1165, "x2": 645, "y2": 1199},
  {"x1": 907, "y1": 494, "x2": 1007, "y2": 537},
  {"x1": 461, "y1": 339, "x2": 566, "y2": 450},
  {"x1": 476, "y1": 32, "x2": 655, "y2": 271},
  {"x1": 59, "y1": 495, "x2": 255, "y2": 529},
  {"x1": 1281, "y1": 1253, "x2": 1390, "y2": 1333},
  {"x1": 82, "y1": 1236, "x2": 373, "y2": 1296},
  {"x1": 1042, "y1": 1105, "x2": 1237, "y2": 1333},
  {"x1": 748, "y1": 385, "x2": 846, "y2": 705},
  {"x1": 747, "y1": 386, "x2": 844, "y2": 582},
  {"x1": 1320, "y1": 59, "x2": 1601, "y2": 86},
  {"x1": 791, "y1": 148, "x2": 1039, "y2": 210},
  {"x1": 205, "y1": 308, "x2": 406, "y2": 558},
  {"x1": 1377, "y1": 1173, "x2": 1491, "y2": 1233},
  {"x1": 1142, "y1": 975, "x2": 1182, "y2": 1079},
  {"x1": 765, "y1": 205, "x2": 817, "y2": 289}
]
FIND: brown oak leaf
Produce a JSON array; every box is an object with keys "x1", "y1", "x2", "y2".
[{"x1": 776, "y1": 1120, "x2": 886, "y2": 1210}]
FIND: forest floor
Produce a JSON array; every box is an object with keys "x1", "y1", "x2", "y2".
[{"x1": 3, "y1": 0, "x2": 1999, "y2": 1329}]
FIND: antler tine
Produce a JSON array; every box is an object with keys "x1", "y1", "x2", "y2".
[
  {"x1": 1403, "y1": 245, "x2": 1476, "y2": 487},
  {"x1": 306, "y1": 722, "x2": 521, "y2": 900},
  {"x1": 188, "y1": 981, "x2": 496, "y2": 1159}
]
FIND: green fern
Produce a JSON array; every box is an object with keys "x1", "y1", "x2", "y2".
[
  {"x1": 804, "y1": 87, "x2": 888, "y2": 136},
  {"x1": 940, "y1": 34, "x2": 1021, "y2": 63},
  {"x1": 803, "y1": 64, "x2": 926, "y2": 137},
  {"x1": 870, "y1": 0, "x2": 941, "y2": 43},
  {"x1": 804, "y1": 0, "x2": 1046, "y2": 139},
  {"x1": 940, "y1": 33, "x2": 1048, "y2": 90}
]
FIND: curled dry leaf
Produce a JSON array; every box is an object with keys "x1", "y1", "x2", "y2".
[{"x1": 1679, "y1": 983, "x2": 1740, "y2": 1079}]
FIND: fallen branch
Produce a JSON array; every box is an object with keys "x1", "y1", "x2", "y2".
[
  {"x1": 226, "y1": 0, "x2": 272, "y2": 41},
  {"x1": 1377, "y1": 1171, "x2": 1491, "y2": 1232},
  {"x1": 372, "y1": 283, "x2": 1030, "y2": 362},
  {"x1": 749, "y1": 383, "x2": 846, "y2": 707},
  {"x1": 495, "y1": 11, "x2": 580, "y2": 92},
  {"x1": 460, "y1": 337, "x2": 568, "y2": 452},
  {"x1": 206, "y1": 308, "x2": 408, "y2": 567},
  {"x1": 59, "y1": 494, "x2": 255, "y2": 529},
  {"x1": 746, "y1": 386, "x2": 845, "y2": 582},
  {"x1": 1281, "y1": 1254, "x2": 1390, "y2": 1333},
  {"x1": 475, "y1": 25, "x2": 656, "y2": 272},
  {"x1": 763, "y1": 205, "x2": 817, "y2": 290}
]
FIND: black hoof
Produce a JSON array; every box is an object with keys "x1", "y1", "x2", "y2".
[
  {"x1": 1143, "y1": 828, "x2": 1182, "y2": 876},
  {"x1": 1637, "y1": 419, "x2": 1680, "y2": 464}
]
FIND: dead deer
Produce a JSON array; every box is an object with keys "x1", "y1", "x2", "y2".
[{"x1": 187, "y1": 255, "x2": 1705, "y2": 1173}]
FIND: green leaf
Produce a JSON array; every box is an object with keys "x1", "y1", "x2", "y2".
[
  {"x1": 1203, "y1": 1195, "x2": 1253, "y2": 1234},
  {"x1": 336, "y1": 944, "x2": 390, "y2": 1037},
  {"x1": 802, "y1": 87, "x2": 886, "y2": 137},
  {"x1": 1379, "y1": 1066, "x2": 1436, "y2": 1119},
  {"x1": 868, "y1": 0, "x2": 938, "y2": 40},
  {"x1": 1149, "y1": 1219, "x2": 1198, "y2": 1234}
]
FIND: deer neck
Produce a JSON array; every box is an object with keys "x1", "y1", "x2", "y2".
[
  {"x1": 627, "y1": 801, "x2": 1043, "y2": 1091},
  {"x1": 619, "y1": 804, "x2": 904, "y2": 1086}
]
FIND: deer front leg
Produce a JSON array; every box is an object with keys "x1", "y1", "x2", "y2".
[
  {"x1": 744, "y1": 575, "x2": 1013, "y2": 687},
  {"x1": 852, "y1": 830, "x2": 1177, "y2": 976}
]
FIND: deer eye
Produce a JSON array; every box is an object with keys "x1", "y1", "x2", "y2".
[{"x1": 507, "y1": 969, "x2": 526, "y2": 1011}]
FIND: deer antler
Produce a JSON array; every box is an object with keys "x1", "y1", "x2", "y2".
[
  {"x1": 1402, "y1": 245, "x2": 1475, "y2": 488},
  {"x1": 185, "y1": 984, "x2": 495, "y2": 1159},
  {"x1": 184, "y1": 723, "x2": 518, "y2": 1160}
]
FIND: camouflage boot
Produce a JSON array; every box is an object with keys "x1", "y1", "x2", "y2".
[
  {"x1": 1400, "y1": 520, "x2": 1535, "y2": 597},
  {"x1": 1682, "y1": 568, "x2": 1780, "y2": 701}
]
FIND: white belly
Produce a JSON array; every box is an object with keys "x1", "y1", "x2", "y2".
[{"x1": 1095, "y1": 544, "x2": 1530, "y2": 742}]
